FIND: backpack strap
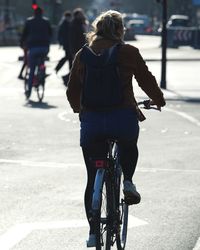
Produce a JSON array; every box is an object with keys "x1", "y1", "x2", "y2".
[
  {"x1": 105, "y1": 43, "x2": 121, "y2": 65},
  {"x1": 80, "y1": 43, "x2": 121, "y2": 67}
]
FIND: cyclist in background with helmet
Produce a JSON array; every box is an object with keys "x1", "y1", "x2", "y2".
[
  {"x1": 20, "y1": 7, "x2": 52, "y2": 99},
  {"x1": 66, "y1": 10, "x2": 166, "y2": 247}
]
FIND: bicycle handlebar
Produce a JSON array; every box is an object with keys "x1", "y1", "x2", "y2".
[{"x1": 137, "y1": 99, "x2": 161, "y2": 111}]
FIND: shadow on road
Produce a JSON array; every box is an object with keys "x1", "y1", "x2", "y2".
[
  {"x1": 163, "y1": 89, "x2": 200, "y2": 104},
  {"x1": 166, "y1": 97, "x2": 200, "y2": 104},
  {"x1": 24, "y1": 100, "x2": 58, "y2": 109},
  {"x1": 184, "y1": 99, "x2": 200, "y2": 104}
]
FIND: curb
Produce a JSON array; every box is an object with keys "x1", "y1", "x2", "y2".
[
  {"x1": 193, "y1": 237, "x2": 200, "y2": 250},
  {"x1": 145, "y1": 58, "x2": 200, "y2": 62}
]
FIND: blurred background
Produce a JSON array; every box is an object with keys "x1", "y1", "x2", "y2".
[{"x1": 0, "y1": 0, "x2": 200, "y2": 46}]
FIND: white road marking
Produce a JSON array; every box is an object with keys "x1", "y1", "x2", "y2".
[
  {"x1": 0, "y1": 216, "x2": 147, "y2": 250},
  {"x1": 165, "y1": 107, "x2": 200, "y2": 127},
  {"x1": 193, "y1": 236, "x2": 200, "y2": 250},
  {"x1": 0, "y1": 159, "x2": 79, "y2": 168},
  {"x1": 0, "y1": 224, "x2": 32, "y2": 250},
  {"x1": 58, "y1": 111, "x2": 79, "y2": 124},
  {"x1": 59, "y1": 108, "x2": 200, "y2": 129},
  {"x1": 1, "y1": 159, "x2": 200, "y2": 173},
  {"x1": 128, "y1": 215, "x2": 148, "y2": 227}
]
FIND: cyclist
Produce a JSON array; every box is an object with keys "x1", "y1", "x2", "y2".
[
  {"x1": 20, "y1": 7, "x2": 52, "y2": 99},
  {"x1": 66, "y1": 10, "x2": 166, "y2": 246}
]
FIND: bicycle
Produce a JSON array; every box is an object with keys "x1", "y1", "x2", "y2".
[
  {"x1": 90, "y1": 100, "x2": 158, "y2": 250},
  {"x1": 24, "y1": 55, "x2": 47, "y2": 102},
  {"x1": 90, "y1": 138, "x2": 128, "y2": 250}
]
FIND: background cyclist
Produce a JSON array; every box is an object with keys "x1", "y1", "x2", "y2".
[
  {"x1": 20, "y1": 7, "x2": 52, "y2": 99},
  {"x1": 66, "y1": 10, "x2": 166, "y2": 246}
]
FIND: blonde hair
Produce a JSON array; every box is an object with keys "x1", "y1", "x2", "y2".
[{"x1": 86, "y1": 10, "x2": 124, "y2": 44}]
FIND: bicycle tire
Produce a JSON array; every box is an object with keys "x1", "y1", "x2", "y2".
[
  {"x1": 112, "y1": 144, "x2": 129, "y2": 250},
  {"x1": 24, "y1": 77, "x2": 29, "y2": 93},
  {"x1": 36, "y1": 83, "x2": 45, "y2": 102},
  {"x1": 35, "y1": 63, "x2": 46, "y2": 102},
  {"x1": 24, "y1": 73, "x2": 29, "y2": 99},
  {"x1": 116, "y1": 172, "x2": 129, "y2": 250},
  {"x1": 93, "y1": 170, "x2": 113, "y2": 250}
]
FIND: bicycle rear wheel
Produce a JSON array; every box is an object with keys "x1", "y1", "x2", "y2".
[
  {"x1": 24, "y1": 66, "x2": 29, "y2": 98},
  {"x1": 36, "y1": 64, "x2": 46, "y2": 102},
  {"x1": 36, "y1": 83, "x2": 45, "y2": 102},
  {"x1": 93, "y1": 173, "x2": 113, "y2": 250}
]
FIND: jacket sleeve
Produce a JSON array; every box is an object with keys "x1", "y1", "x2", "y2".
[
  {"x1": 66, "y1": 52, "x2": 83, "y2": 113},
  {"x1": 134, "y1": 48, "x2": 166, "y2": 107},
  {"x1": 20, "y1": 21, "x2": 28, "y2": 48},
  {"x1": 57, "y1": 21, "x2": 64, "y2": 45}
]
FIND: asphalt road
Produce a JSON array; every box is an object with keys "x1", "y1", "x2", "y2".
[{"x1": 0, "y1": 36, "x2": 200, "y2": 250}]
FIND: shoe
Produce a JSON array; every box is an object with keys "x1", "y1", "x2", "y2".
[
  {"x1": 123, "y1": 180, "x2": 141, "y2": 205},
  {"x1": 25, "y1": 90, "x2": 31, "y2": 99},
  {"x1": 44, "y1": 73, "x2": 50, "y2": 78},
  {"x1": 62, "y1": 74, "x2": 69, "y2": 87},
  {"x1": 18, "y1": 75, "x2": 24, "y2": 80},
  {"x1": 86, "y1": 234, "x2": 96, "y2": 248}
]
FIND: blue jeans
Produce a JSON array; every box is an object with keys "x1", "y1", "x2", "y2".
[
  {"x1": 80, "y1": 108, "x2": 139, "y2": 234},
  {"x1": 28, "y1": 47, "x2": 49, "y2": 93},
  {"x1": 80, "y1": 108, "x2": 139, "y2": 147}
]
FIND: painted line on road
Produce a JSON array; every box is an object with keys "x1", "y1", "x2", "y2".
[
  {"x1": 58, "y1": 111, "x2": 79, "y2": 125},
  {"x1": 165, "y1": 107, "x2": 200, "y2": 127},
  {"x1": 1, "y1": 159, "x2": 200, "y2": 173},
  {"x1": 0, "y1": 216, "x2": 147, "y2": 250},
  {"x1": 0, "y1": 159, "x2": 77, "y2": 169},
  {"x1": 59, "y1": 108, "x2": 200, "y2": 129},
  {"x1": 193, "y1": 236, "x2": 200, "y2": 250}
]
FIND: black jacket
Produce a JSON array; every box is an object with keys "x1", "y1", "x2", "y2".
[
  {"x1": 57, "y1": 18, "x2": 71, "y2": 51},
  {"x1": 21, "y1": 15, "x2": 52, "y2": 48},
  {"x1": 70, "y1": 18, "x2": 87, "y2": 55}
]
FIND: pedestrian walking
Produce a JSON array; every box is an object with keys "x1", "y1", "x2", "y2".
[
  {"x1": 62, "y1": 8, "x2": 89, "y2": 86},
  {"x1": 70, "y1": 8, "x2": 89, "y2": 57},
  {"x1": 66, "y1": 10, "x2": 166, "y2": 247},
  {"x1": 55, "y1": 11, "x2": 73, "y2": 73}
]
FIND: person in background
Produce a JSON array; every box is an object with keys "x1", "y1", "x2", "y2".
[
  {"x1": 18, "y1": 44, "x2": 28, "y2": 80},
  {"x1": 70, "y1": 8, "x2": 89, "y2": 57},
  {"x1": 20, "y1": 7, "x2": 52, "y2": 99},
  {"x1": 66, "y1": 10, "x2": 166, "y2": 247},
  {"x1": 62, "y1": 8, "x2": 89, "y2": 86},
  {"x1": 55, "y1": 10, "x2": 73, "y2": 74}
]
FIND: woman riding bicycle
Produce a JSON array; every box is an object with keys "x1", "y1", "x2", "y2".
[{"x1": 66, "y1": 10, "x2": 166, "y2": 246}]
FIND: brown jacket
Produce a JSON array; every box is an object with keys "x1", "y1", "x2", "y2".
[{"x1": 66, "y1": 38, "x2": 165, "y2": 113}]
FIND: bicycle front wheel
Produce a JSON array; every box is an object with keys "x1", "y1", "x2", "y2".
[
  {"x1": 116, "y1": 175, "x2": 129, "y2": 250},
  {"x1": 93, "y1": 172, "x2": 113, "y2": 250}
]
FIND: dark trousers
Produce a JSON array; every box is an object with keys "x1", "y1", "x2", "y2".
[
  {"x1": 80, "y1": 108, "x2": 139, "y2": 233},
  {"x1": 55, "y1": 49, "x2": 72, "y2": 72},
  {"x1": 28, "y1": 47, "x2": 49, "y2": 93}
]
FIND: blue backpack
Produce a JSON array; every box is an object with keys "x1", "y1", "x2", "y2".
[{"x1": 80, "y1": 44, "x2": 123, "y2": 111}]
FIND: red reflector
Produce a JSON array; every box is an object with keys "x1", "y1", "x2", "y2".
[
  {"x1": 95, "y1": 160, "x2": 107, "y2": 168},
  {"x1": 32, "y1": 4, "x2": 38, "y2": 10}
]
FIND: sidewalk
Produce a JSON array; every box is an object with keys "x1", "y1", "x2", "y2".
[
  {"x1": 131, "y1": 36, "x2": 200, "y2": 102},
  {"x1": 134, "y1": 84, "x2": 200, "y2": 102}
]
